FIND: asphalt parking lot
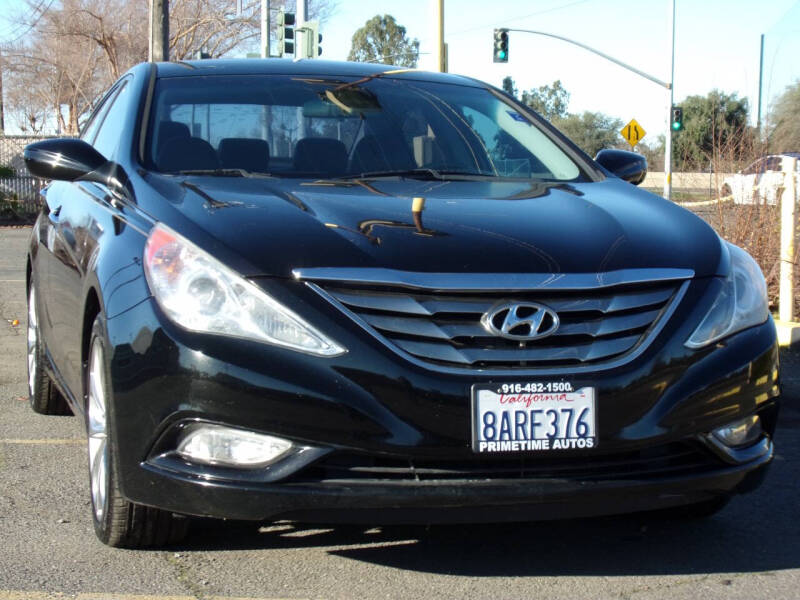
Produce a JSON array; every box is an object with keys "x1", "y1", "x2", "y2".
[{"x1": 1, "y1": 225, "x2": 799, "y2": 600}]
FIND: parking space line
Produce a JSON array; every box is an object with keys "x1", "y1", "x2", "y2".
[
  {"x1": 0, "y1": 592, "x2": 300, "y2": 600},
  {"x1": 0, "y1": 439, "x2": 83, "y2": 445}
]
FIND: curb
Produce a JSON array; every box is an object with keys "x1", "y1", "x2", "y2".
[
  {"x1": 678, "y1": 195, "x2": 733, "y2": 207},
  {"x1": 775, "y1": 320, "x2": 800, "y2": 348}
]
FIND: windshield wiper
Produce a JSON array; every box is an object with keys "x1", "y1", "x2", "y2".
[
  {"x1": 175, "y1": 169, "x2": 273, "y2": 178},
  {"x1": 338, "y1": 168, "x2": 491, "y2": 181}
]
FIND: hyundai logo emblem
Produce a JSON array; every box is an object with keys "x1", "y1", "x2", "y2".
[{"x1": 481, "y1": 302, "x2": 560, "y2": 341}]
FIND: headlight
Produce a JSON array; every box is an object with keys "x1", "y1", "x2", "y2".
[
  {"x1": 686, "y1": 242, "x2": 769, "y2": 348},
  {"x1": 144, "y1": 224, "x2": 345, "y2": 356}
]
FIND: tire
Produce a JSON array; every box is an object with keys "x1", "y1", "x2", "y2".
[
  {"x1": 86, "y1": 316, "x2": 189, "y2": 548},
  {"x1": 27, "y1": 283, "x2": 71, "y2": 415}
]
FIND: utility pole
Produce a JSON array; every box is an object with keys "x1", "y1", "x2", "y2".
[
  {"x1": 0, "y1": 53, "x2": 5, "y2": 136},
  {"x1": 663, "y1": 0, "x2": 675, "y2": 201},
  {"x1": 757, "y1": 33, "x2": 765, "y2": 133},
  {"x1": 435, "y1": 0, "x2": 445, "y2": 72},
  {"x1": 149, "y1": 0, "x2": 169, "y2": 62},
  {"x1": 260, "y1": 0, "x2": 270, "y2": 58}
]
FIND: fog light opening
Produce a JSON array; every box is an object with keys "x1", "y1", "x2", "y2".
[
  {"x1": 712, "y1": 415, "x2": 762, "y2": 448},
  {"x1": 176, "y1": 424, "x2": 292, "y2": 468}
]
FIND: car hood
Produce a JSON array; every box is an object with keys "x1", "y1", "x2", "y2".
[{"x1": 152, "y1": 176, "x2": 724, "y2": 280}]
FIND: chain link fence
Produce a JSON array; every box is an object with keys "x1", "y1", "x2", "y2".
[{"x1": 0, "y1": 135, "x2": 58, "y2": 220}]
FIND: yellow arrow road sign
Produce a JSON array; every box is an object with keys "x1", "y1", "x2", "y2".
[{"x1": 620, "y1": 119, "x2": 646, "y2": 148}]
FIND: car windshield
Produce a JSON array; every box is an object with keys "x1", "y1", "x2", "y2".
[{"x1": 146, "y1": 73, "x2": 587, "y2": 182}]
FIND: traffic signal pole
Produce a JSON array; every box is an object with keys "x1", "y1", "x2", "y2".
[
  {"x1": 664, "y1": 0, "x2": 676, "y2": 201},
  {"x1": 261, "y1": 0, "x2": 270, "y2": 58},
  {"x1": 505, "y1": 1, "x2": 677, "y2": 200},
  {"x1": 296, "y1": 0, "x2": 308, "y2": 60}
]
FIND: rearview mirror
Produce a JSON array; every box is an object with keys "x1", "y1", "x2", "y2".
[
  {"x1": 24, "y1": 138, "x2": 108, "y2": 182},
  {"x1": 594, "y1": 149, "x2": 647, "y2": 186},
  {"x1": 303, "y1": 98, "x2": 350, "y2": 119}
]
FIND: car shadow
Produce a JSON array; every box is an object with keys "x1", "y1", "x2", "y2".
[{"x1": 171, "y1": 421, "x2": 800, "y2": 577}]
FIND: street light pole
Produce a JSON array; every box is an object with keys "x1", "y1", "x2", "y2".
[
  {"x1": 506, "y1": 21, "x2": 676, "y2": 200},
  {"x1": 663, "y1": 0, "x2": 676, "y2": 201}
]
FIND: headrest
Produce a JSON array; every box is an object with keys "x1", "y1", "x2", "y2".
[
  {"x1": 292, "y1": 137, "x2": 347, "y2": 177},
  {"x1": 156, "y1": 137, "x2": 219, "y2": 172},
  {"x1": 218, "y1": 138, "x2": 270, "y2": 173}
]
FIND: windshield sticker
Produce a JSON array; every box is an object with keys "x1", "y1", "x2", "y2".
[{"x1": 507, "y1": 111, "x2": 529, "y2": 123}]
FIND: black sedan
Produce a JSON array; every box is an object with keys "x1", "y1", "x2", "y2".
[{"x1": 24, "y1": 59, "x2": 779, "y2": 548}]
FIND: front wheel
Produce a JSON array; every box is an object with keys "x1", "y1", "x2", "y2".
[
  {"x1": 27, "y1": 283, "x2": 71, "y2": 415},
  {"x1": 86, "y1": 316, "x2": 189, "y2": 548}
]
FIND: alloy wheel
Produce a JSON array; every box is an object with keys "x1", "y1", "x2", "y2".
[
  {"x1": 87, "y1": 337, "x2": 109, "y2": 521},
  {"x1": 27, "y1": 287, "x2": 37, "y2": 398}
]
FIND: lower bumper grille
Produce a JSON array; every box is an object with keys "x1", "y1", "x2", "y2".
[{"x1": 291, "y1": 443, "x2": 721, "y2": 484}]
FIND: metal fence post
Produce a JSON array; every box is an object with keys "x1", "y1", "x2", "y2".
[{"x1": 780, "y1": 156, "x2": 798, "y2": 322}]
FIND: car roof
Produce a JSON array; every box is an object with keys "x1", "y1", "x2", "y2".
[{"x1": 153, "y1": 58, "x2": 484, "y2": 88}]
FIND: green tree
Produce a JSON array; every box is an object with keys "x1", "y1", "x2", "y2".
[
  {"x1": 501, "y1": 76, "x2": 518, "y2": 98},
  {"x1": 347, "y1": 14, "x2": 419, "y2": 67},
  {"x1": 672, "y1": 90, "x2": 752, "y2": 171},
  {"x1": 521, "y1": 80, "x2": 569, "y2": 121},
  {"x1": 767, "y1": 81, "x2": 800, "y2": 153},
  {"x1": 553, "y1": 111, "x2": 625, "y2": 157}
]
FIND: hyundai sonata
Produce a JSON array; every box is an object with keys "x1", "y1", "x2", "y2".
[{"x1": 24, "y1": 59, "x2": 779, "y2": 548}]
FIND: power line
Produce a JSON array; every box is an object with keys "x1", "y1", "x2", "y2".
[
  {"x1": 0, "y1": 0, "x2": 56, "y2": 45},
  {"x1": 448, "y1": 0, "x2": 595, "y2": 38}
]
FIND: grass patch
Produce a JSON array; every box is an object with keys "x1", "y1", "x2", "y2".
[{"x1": 0, "y1": 198, "x2": 38, "y2": 225}]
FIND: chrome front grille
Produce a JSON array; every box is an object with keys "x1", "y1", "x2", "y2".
[{"x1": 296, "y1": 269, "x2": 691, "y2": 371}]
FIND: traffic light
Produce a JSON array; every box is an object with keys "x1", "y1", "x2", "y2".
[
  {"x1": 493, "y1": 29, "x2": 509, "y2": 63},
  {"x1": 304, "y1": 20, "x2": 323, "y2": 58},
  {"x1": 671, "y1": 106, "x2": 683, "y2": 131},
  {"x1": 277, "y1": 10, "x2": 295, "y2": 57}
]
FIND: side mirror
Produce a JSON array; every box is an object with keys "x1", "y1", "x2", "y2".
[
  {"x1": 24, "y1": 137, "x2": 130, "y2": 200},
  {"x1": 594, "y1": 149, "x2": 647, "y2": 186},
  {"x1": 24, "y1": 138, "x2": 108, "y2": 182}
]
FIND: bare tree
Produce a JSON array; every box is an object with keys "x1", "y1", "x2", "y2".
[
  {"x1": 4, "y1": 0, "x2": 105, "y2": 134},
  {"x1": 2, "y1": 0, "x2": 335, "y2": 134}
]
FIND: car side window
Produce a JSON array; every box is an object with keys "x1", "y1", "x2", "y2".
[
  {"x1": 91, "y1": 79, "x2": 132, "y2": 160},
  {"x1": 80, "y1": 84, "x2": 123, "y2": 144}
]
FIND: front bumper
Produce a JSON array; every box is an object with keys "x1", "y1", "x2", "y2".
[
  {"x1": 105, "y1": 274, "x2": 781, "y2": 522},
  {"x1": 140, "y1": 441, "x2": 773, "y2": 522}
]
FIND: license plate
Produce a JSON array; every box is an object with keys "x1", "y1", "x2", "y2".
[{"x1": 471, "y1": 382, "x2": 597, "y2": 453}]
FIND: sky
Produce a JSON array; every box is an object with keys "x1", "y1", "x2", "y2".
[
  {"x1": 319, "y1": 0, "x2": 800, "y2": 143},
  {"x1": 0, "y1": 0, "x2": 797, "y2": 142}
]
